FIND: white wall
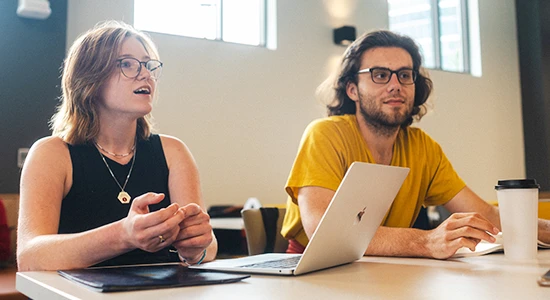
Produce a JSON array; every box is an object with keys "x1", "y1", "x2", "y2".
[
  {"x1": 415, "y1": 0, "x2": 525, "y2": 202},
  {"x1": 66, "y1": 0, "x2": 524, "y2": 206}
]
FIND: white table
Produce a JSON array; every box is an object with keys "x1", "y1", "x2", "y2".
[
  {"x1": 210, "y1": 218, "x2": 244, "y2": 230},
  {"x1": 17, "y1": 250, "x2": 550, "y2": 299}
]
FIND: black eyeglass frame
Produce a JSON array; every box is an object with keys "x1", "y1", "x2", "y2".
[
  {"x1": 357, "y1": 67, "x2": 417, "y2": 85},
  {"x1": 116, "y1": 57, "x2": 164, "y2": 80}
]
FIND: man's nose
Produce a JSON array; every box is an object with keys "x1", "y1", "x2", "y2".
[{"x1": 387, "y1": 73, "x2": 402, "y2": 91}]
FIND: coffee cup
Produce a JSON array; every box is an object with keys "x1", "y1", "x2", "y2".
[{"x1": 495, "y1": 179, "x2": 539, "y2": 261}]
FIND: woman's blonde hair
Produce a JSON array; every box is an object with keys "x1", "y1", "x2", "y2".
[{"x1": 51, "y1": 20, "x2": 160, "y2": 144}]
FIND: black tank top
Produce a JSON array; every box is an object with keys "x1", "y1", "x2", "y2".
[{"x1": 60, "y1": 134, "x2": 179, "y2": 266}]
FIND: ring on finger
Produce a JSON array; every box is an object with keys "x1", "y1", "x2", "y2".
[{"x1": 158, "y1": 235, "x2": 165, "y2": 243}]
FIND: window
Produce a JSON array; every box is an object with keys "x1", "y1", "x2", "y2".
[
  {"x1": 388, "y1": 0, "x2": 480, "y2": 75},
  {"x1": 134, "y1": 0, "x2": 276, "y2": 49}
]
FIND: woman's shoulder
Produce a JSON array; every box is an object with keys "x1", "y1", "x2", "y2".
[
  {"x1": 157, "y1": 134, "x2": 194, "y2": 159},
  {"x1": 157, "y1": 134, "x2": 197, "y2": 171},
  {"x1": 30, "y1": 136, "x2": 69, "y2": 154},
  {"x1": 24, "y1": 136, "x2": 70, "y2": 175},
  {"x1": 157, "y1": 134, "x2": 186, "y2": 149}
]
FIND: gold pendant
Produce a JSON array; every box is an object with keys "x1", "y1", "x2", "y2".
[{"x1": 118, "y1": 191, "x2": 131, "y2": 204}]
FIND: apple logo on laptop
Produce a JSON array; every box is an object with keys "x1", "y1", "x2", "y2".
[{"x1": 356, "y1": 206, "x2": 367, "y2": 223}]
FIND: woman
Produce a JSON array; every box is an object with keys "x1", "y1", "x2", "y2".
[{"x1": 17, "y1": 20, "x2": 217, "y2": 271}]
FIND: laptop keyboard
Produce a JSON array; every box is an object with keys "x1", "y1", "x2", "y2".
[{"x1": 239, "y1": 256, "x2": 301, "y2": 269}]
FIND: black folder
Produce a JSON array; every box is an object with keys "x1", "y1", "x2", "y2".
[{"x1": 58, "y1": 263, "x2": 250, "y2": 292}]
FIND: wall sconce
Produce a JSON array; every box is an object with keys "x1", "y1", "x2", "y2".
[
  {"x1": 17, "y1": 0, "x2": 51, "y2": 20},
  {"x1": 333, "y1": 26, "x2": 356, "y2": 46}
]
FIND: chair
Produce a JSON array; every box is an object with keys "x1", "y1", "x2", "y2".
[{"x1": 241, "y1": 207, "x2": 289, "y2": 255}]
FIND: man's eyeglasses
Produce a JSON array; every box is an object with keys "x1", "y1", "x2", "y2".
[
  {"x1": 116, "y1": 57, "x2": 163, "y2": 80},
  {"x1": 357, "y1": 67, "x2": 417, "y2": 85}
]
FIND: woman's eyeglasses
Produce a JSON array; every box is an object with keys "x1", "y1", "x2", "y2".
[{"x1": 117, "y1": 57, "x2": 163, "y2": 80}]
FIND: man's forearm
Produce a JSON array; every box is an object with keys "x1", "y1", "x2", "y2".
[
  {"x1": 365, "y1": 226, "x2": 431, "y2": 258},
  {"x1": 365, "y1": 212, "x2": 500, "y2": 260}
]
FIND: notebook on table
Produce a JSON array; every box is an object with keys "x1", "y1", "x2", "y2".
[
  {"x1": 191, "y1": 162, "x2": 410, "y2": 276},
  {"x1": 453, "y1": 232, "x2": 550, "y2": 258},
  {"x1": 58, "y1": 263, "x2": 250, "y2": 292}
]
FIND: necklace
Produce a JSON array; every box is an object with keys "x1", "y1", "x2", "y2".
[
  {"x1": 96, "y1": 142, "x2": 137, "y2": 204},
  {"x1": 95, "y1": 141, "x2": 136, "y2": 157}
]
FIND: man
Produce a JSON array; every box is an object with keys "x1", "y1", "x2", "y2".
[{"x1": 281, "y1": 30, "x2": 550, "y2": 259}]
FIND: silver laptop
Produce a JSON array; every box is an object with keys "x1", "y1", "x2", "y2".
[{"x1": 191, "y1": 162, "x2": 410, "y2": 276}]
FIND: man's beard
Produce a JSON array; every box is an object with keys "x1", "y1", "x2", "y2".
[{"x1": 358, "y1": 92, "x2": 412, "y2": 137}]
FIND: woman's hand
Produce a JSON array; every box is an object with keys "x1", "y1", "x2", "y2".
[
  {"x1": 172, "y1": 203, "x2": 214, "y2": 263},
  {"x1": 121, "y1": 193, "x2": 186, "y2": 252}
]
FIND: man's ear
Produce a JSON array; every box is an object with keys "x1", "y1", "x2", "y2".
[{"x1": 346, "y1": 82, "x2": 359, "y2": 102}]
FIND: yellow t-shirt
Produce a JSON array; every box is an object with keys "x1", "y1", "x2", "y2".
[{"x1": 282, "y1": 114, "x2": 466, "y2": 247}]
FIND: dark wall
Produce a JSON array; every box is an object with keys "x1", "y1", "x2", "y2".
[
  {"x1": 516, "y1": 0, "x2": 550, "y2": 191},
  {"x1": 0, "y1": 0, "x2": 67, "y2": 192}
]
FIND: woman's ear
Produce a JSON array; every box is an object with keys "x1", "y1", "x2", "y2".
[{"x1": 346, "y1": 82, "x2": 359, "y2": 102}]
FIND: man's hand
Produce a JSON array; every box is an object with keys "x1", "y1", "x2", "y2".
[{"x1": 426, "y1": 212, "x2": 500, "y2": 259}]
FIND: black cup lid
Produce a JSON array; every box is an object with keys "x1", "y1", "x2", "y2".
[{"x1": 495, "y1": 179, "x2": 540, "y2": 190}]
